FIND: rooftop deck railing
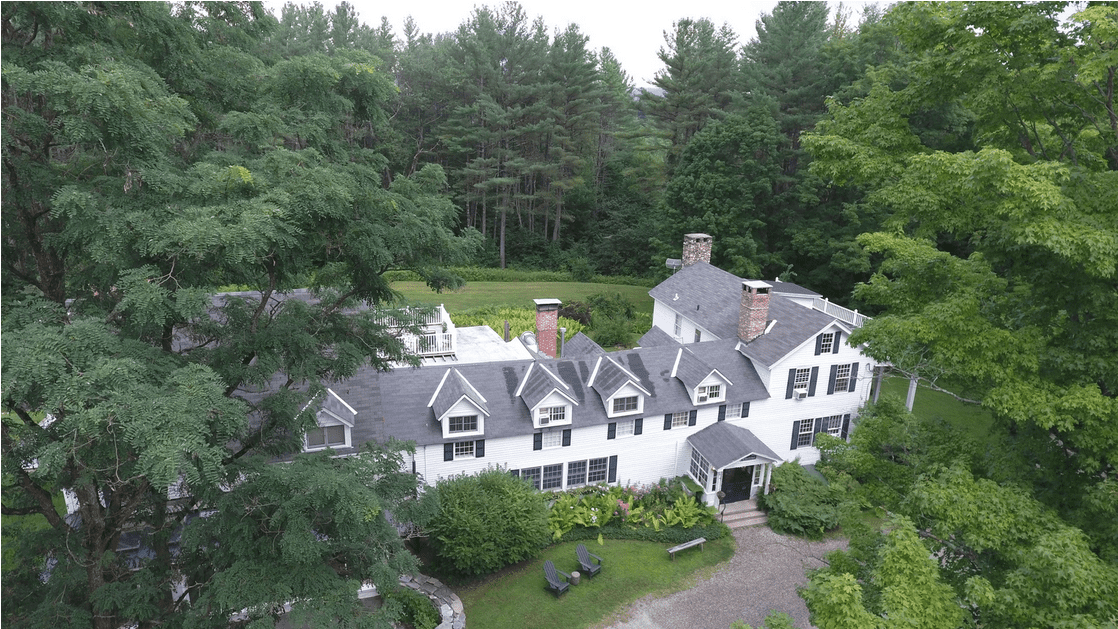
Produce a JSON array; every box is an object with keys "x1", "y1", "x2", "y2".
[{"x1": 811, "y1": 297, "x2": 870, "y2": 328}]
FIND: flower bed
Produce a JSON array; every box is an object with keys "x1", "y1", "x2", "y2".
[{"x1": 547, "y1": 478, "x2": 726, "y2": 543}]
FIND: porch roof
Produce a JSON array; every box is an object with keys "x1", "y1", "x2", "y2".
[{"x1": 687, "y1": 422, "x2": 781, "y2": 469}]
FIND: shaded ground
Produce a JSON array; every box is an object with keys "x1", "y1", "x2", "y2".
[{"x1": 597, "y1": 526, "x2": 846, "y2": 629}]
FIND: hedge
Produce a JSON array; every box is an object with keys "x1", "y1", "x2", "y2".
[{"x1": 556, "y1": 521, "x2": 731, "y2": 544}]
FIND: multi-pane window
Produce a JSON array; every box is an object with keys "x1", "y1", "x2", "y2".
[
  {"x1": 306, "y1": 425, "x2": 346, "y2": 449},
  {"x1": 454, "y1": 440, "x2": 475, "y2": 459},
  {"x1": 542, "y1": 464, "x2": 563, "y2": 490},
  {"x1": 697, "y1": 384, "x2": 720, "y2": 402},
  {"x1": 616, "y1": 419, "x2": 636, "y2": 438},
  {"x1": 694, "y1": 329, "x2": 702, "y2": 343},
  {"x1": 797, "y1": 421, "x2": 815, "y2": 448},
  {"x1": 819, "y1": 332, "x2": 835, "y2": 354},
  {"x1": 794, "y1": 368, "x2": 811, "y2": 390},
  {"x1": 521, "y1": 467, "x2": 542, "y2": 490},
  {"x1": 613, "y1": 396, "x2": 639, "y2": 413},
  {"x1": 542, "y1": 430, "x2": 563, "y2": 449},
  {"x1": 539, "y1": 406, "x2": 566, "y2": 425},
  {"x1": 834, "y1": 364, "x2": 852, "y2": 392},
  {"x1": 752, "y1": 465, "x2": 763, "y2": 485},
  {"x1": 587, "y1": 458, "x2": 609, "y2": 483},
  {"x1": 449, "y1": 415, "x2": 478, "y2": 433},
  {"x1": 738, "y1": 402, "x2": 750, "y2": 418},
  {"x1": 671, "y1": 412, "x2": 690, "y2": 428},
  {"x1": 823, "y1": 415, "x2": 843, "y2": 437},
  {"x1": 674, "y1": 313, "x2": 682, "y2": 337},
  {"x1": 567, "y1": 460, "x2": 587, "y2": 486},
  {"x1": 689, "y1": 448, "x2": 710, "y2": 488}
]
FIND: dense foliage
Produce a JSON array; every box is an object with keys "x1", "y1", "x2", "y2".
[
  {"x1": 547, "y1": 479, "x2": 718, "y2": 541},
  {"x1": 756, "y1": 461, "x2": 841, "y2": 540},
  {"x1": 427, "y1": 468, "x2": 550, "y2": 576}
]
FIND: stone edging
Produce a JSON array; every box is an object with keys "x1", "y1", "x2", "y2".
[{"x1": 399, "y1": 573, "x2": 466, "y2": 629}]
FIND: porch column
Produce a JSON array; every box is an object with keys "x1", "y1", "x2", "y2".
[{"x1": 762, "y1": 463, "x2": 773, "y2": 495}]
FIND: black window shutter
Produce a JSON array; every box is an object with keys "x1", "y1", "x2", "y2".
[
  {"x1": 790, "y1": 421, "x2": 801, "y2": 450},
  {"x1": 664, "y1": 414, "x2": 673, "y2": 430},
  {"x1": 786, "y1": 369, "x2": 797, "y2": 399},
  {"x1": 741, "y1": 402, "x2": 750, "y2": 418},
  {"x1": 607, "y1": 423, "x2": 616, "y2": 439},
  {"x1": 814, "y1": 334, "x2": 824, "y2": 355},
  {"x1": 533, "y1": 432, "x2": 543, "y2": 451},
  {"x1": 827, "y1": 365, "x2": 839, "y2": 395},
  {"x1": 717, "y1": 405, "x2": 726, "y2": 422},
  {"x1": 444, "y1": 443, "x2": 453, "y2": 461},
  {"x1": 607, "y1": 455, "x2": 618, "y2": 483},
  {"x1": 808, "y1": 367, "x2": 819, "y2": 396},
  {"x1": 510, "y1": 469, "x2": 520, "y2": 478},
  {"x1": 562, "y1": 429, "x2": 571, "y2": 447},
  {"x1": 634, "y1": 417, "x2": 643, "y2": 435},
  {"x1": 840, "y1": 414, "x2": 851, "y2": 439},
  {"x1": 833, "y1": 331, "x2": 842, "y2": 353},
  {"x1": 688, "y1": 410, "x2": 697, "y2": 426},
  {"x1": 848, "y1": 363, "x2": 859, "y2": 392},
  {"x1": 475, "y1": 439, "x2": 485, "y2": 457}
]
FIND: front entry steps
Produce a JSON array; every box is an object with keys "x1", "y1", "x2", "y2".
[{"x1": 720, "y1": 498, "x2": 768, "y2": 529}]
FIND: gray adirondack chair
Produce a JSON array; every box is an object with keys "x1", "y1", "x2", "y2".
[
  {"x1": 576, "y1": 544, "x2": 603, "y2": 578},
  {"x1": 544, "y1": 559, "x2": 571, "y2": 597}
]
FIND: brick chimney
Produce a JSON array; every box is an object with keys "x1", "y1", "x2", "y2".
[
  {"x1": 681, "y1": 233, "x2": 712, "y2": 267},
  {"x1": 739, "y1": 281, "x2": 772, "y2": 342},
  {"x1": 533, "y1": 299, "x2": 562, "y2": 358}
]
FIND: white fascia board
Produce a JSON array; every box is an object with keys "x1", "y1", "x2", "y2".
[
  {"x1": 703, "y1": 369, "x2": 733, "y2": 387},
  {"x1": 606, "y1": 357, "x2": 650, "y2": 395},
  {"x1": 587, "y1": 356, "x2": 603, "y2": 388},
  {"x1": 456, "y1": 368, "x2": 488, "y2": 404},
  {"x1": 326, "y1": 388, "x2": 357, "y2": 415},
  {"x1": 427, "y1": 368, "x2": 454, "y2": 408},
  {"x1": 537, "y1": 363, "x2": 571, "y2": 390},
  {"x1": 670, "y1": 348, "x2": 683, "y2": 379},
  {"x1": 530, "y1": 387, "x2": 579, "y2": 411},
  {"x1": 514, "y1": 362, "x2": 535, "y2": 398},
  {"x1": 436, "y1": 395, "x2": 489, "y2": 422},
  {"x1": 317, "y1": 408, "x2": 354, "y2": 428}
]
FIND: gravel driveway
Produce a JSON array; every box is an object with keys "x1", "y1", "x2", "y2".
[{"x1": 596, "y1": 526, "x2": 846, "y2": 629}]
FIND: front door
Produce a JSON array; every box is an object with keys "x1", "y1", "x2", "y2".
[{"x1": 721, "y1": 466, "x2": 753, "y2": 503}]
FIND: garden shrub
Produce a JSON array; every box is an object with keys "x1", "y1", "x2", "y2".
[
  {"x1": 758, "y1": 461, "x2": 841, "y2": 539},
  {"x1": 383, "y1": 587, "x2": 439, "y2": 629},
  {"x1": 547, "y1": 480, "x2": 719, "y2": 542},
  {"x1": 429, "y1": 468, "x2": 550, "y2": 576},
  {"x1": 591, "y1": 316, "x2": 632, "y2": 348},
  {"x1": 451, "y1": 307, "x2": 585, "y2": 340}
]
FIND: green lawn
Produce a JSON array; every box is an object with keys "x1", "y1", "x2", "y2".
[
  {"x1": 456, "y1": 537, "x2": 734, "y2": 629},
  {"x1": 879, "y1": 376, "x2": 996, "y2": 444},
  {"x1": 388, "y1": 281, "x2": 654, "y2": 315}
]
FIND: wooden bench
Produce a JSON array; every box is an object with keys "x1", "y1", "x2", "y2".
[{"x1": 667, "y1": 537, "x2": 706, "y2": 560}]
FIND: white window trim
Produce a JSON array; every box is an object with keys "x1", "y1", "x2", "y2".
[
  {"x1": 819, "y1": 332, "x2": 835, "y2": 354},
  {"x1": 304, "y1": 422, "x2": 351, "y2": 452},
  {"x1": 835, "y1": 364, "x2": 852, "y2": 392},
  {"x1": 616, "y1": 419, "x2": 636, "y2": 438},
  {"x1": 541, "y1": 429, "x2": 563, "y2": 449},
  {"x1": 797, "y1": 421, "x2": 815, "y2": 448},
  {"x1": 448, "y1": 414, "x2": 480, "y2": 434},
  {"x1": 535, "y1": 403, "x2": 572, "y2": 428},
  {"x1": 696, "y1": 384, "x2": 722, "y2": 404},
  {"x1": 608, "y1": 394, "x2": 643, "y2": 418},
  {"x1": 671, "y1": 411, "x2": 690, "y2": 429},
  {"x1": 453, "y1": 440, "x2": 477, "y2": 460},
  {"x1": 689, "y1": 447, "x2": 710, "y2": 488}
]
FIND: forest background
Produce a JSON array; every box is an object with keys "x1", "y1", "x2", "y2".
[{"x1": 2, "y1": 1, "x2": 1116, "y2": 628}]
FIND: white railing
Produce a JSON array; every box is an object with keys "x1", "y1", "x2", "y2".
[
  {"x1": 404, "y1": 332, "x2": 456, "y2": 356},
  {"x1": 811, "y1": 297, "x2": 870, "y2": 328},
  {"x1": 375, "y1": 304, "x2": 448, "y2": 329}
]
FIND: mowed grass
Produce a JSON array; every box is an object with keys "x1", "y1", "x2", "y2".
[
  {"x1": 456, "y1": 537, "x2": 734, "y2": 629},
  {"x1": 879, "y1": 376, "x2": 996, "y2": 444},
  {"x1": 388, "y1": 281, "x2": 654, "y2": 315}
]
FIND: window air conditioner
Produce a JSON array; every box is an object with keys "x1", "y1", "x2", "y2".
[
  {"x1": 793, "y1": 388, "x2": 808, "y2": 400},
  {"x1": 698, "y1": 395, "x2": 708, "y2": 403}
]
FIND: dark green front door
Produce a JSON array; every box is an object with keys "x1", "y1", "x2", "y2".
[{"x1": 722, "y1": 466, "x2": 753, "y2": 503}]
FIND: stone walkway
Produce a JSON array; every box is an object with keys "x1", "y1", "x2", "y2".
[{"x1": 595, "y1": 526, "x2": 846, "y2": 629}]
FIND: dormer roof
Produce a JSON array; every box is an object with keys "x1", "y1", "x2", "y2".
[
  {"x1": 670, "y1": 347, "x2": 731, "y2": 391},
  {"x1": 588, "y1": 356, "x2": 651, "y2": 402},
  {"x1": 516, "y1": 362, "x2": 579, "y2": 410},
  {"x1": 429, "y1": 368, "x2": 489, "y2": 419},
  {"x1": 319, "y1": 388, "x2": 357, "y2": 427}
]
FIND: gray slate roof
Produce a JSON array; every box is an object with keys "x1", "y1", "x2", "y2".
[
  {"x1": 638, "y1": 325, "x2": 680, "y2": 348},
  {"x1": 687, "y1": 422, "x2": 782, "y2": 469},
  {"x1": 672, "y1": 347, "x2": 719, "y2": 390},
  {"x1": 562, "y1": 332, "x2": 606, "y2": 358},
  {"x1": 431, "y1": 369, "x2": 489, "y2": 418},
  {"x1": 333, "y1": 337, "x2": 769, "y2": 449},
  {"x1": 591, "y1": 356, "x2": 649, "y2": 402},
  {"x1": 769, "y1": 280, "x2": 821, "y2": 297},
  {"x1": 519, "y1": 363, "x2": 576, "y2": 410},
  {"x1": 649, "y1": 262, "x2": 839, "y2": 368}
]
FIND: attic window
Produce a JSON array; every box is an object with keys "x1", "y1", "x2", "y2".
[
  {"x1": 306, "y1": 425, "x2": 347, "y2": 450},
  {"x1": 698, "y1": 384, "x2": 721, "y2": 403},
  {"x1": 613, "y1": 396, "x2": 639, "y2": 413},
  {"x1": 449, "y1": 415, "x2": 478, "y2": 433},
  {"x1": 539, "y1": 406, "x2": 566, "y2": 425},
  {"x1": 819, "y1": 332, "x2": 836, "y2": 354}
]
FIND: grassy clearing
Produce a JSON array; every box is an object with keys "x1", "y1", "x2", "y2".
[
  {"x1": 388, "y1": 281, "x2": 654, "y2": 315},
  {"x1": 456, "y1": 537, "x2": 734, "y2": 629},
  {"x1": 879, "y1": 376, "x2": 996, "y2": 444}
]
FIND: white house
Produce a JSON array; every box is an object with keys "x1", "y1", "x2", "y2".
[{"x1": 307, "y1": 233, "x2": 876, "y2": 508}]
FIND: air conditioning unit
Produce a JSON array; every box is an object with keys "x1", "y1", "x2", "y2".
[
  {"x1": 698, "y1": 395, "x2": 708, "y2": 403},
  {"x1": 793, "y1": 388, "x2": 808, "y2": 401}
]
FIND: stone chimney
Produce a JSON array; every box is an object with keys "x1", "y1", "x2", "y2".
[
  {"x1": 681, "y1": 233, "x2": 712, "y2": 267},
  {"x1": 739, "y1": 281, "x2": 772, "y2": 342},
  {"x1": 533, "y1": 299, "x2": 562, "y2": 358}
]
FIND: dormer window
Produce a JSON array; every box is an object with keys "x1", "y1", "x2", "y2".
[
  {"x1": 697, "y1": 384, "x2": 721, "y2": 403},
  {"x1": 449, "y1": 415, "x2": 478, "y2": 433},
  {"x1": 612, "y1": 396, "x2": 639, "y2": 414},
  {"x1": 306, "y1": 425, "x2": 347, "y2": 450},
  {"x1": 539, "y1": 406, "x2": 566, "y2": 425},
  {"x1": 819, "y1": 332, "x2": 835, "y2": 354}
]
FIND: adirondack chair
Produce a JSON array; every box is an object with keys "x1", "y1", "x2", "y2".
[
  {"x1": 543, "y1": 560, "x2": 571, "y2": 597},
  {"x1": 576, "y1": 544, "x2": 603, "y2": 578}
]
